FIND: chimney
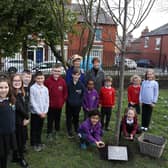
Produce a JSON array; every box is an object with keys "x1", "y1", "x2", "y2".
[{"x1": 141, "y1": 26, "x2": 149, "y2": 36}]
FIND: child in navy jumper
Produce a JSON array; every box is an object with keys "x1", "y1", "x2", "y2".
[
  {"x1": 66, "y1": 68, "x2": 85, "y2": 138},
  {"x1": 45, "y1": 64, "x2": 67, "y2": 140},
  {"x1": 99, "y1": 76, "x2": 115, "y2": 131},
  {"x1": 127, "y1": 75, "x2": 141, "y2": 114},
  {"x1": 78, "y1": 110, "x2": 105, "y2": 149},
  {"x1": 0, "y1": 76, "x2": 17, "y2": 168},
  {"x1": 139, "y1": 69, "x2": 159, "y2": 131},
  {"x1": 82, "y1": 79, "x2": 99, "y2": 120}
]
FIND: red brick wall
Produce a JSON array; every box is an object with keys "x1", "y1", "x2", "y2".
[{"x1": 67, "y1": 23, "x2": 117, "y2": 66}]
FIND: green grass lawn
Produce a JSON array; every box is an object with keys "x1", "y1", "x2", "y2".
[{"x1": 9, "y1": 90, "x2": 168, "y2": 168}]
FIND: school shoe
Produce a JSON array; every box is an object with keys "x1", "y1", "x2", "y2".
[
  {"x1": 39, "y1": 143, "x2": 46, "y2": 150},
  {"x1": 141, "y1": 126, "x2": 145, "y2": 131},
  {"x1": 80, "y1": 143, "x2": 87, "y2": 149},
  {"x1": 33, "y1": 145, "x2": 42, "y2": 152},
  {"x1": 68, "y1": 132, "x2": 74, "y2": 139},
  {"x1": 47, "y1": 133, "x2": 53, "y2": 141},
  {"x1": 144, "y1": 127, "x2": 148, "y2": 131},
  {"x1": 19, "y1": 159, "x2": 29, "y2": 168},
  {"x1": 105, "y1": 127, "x2": 111, "y2": 131}
]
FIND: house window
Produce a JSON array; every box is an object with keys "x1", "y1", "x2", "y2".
[
  {"x1": 144, "y1": 37, "x2": 149, "y2": 48},
  {"x1": 94, "y1": 28, "x2": 102, "y2": 42},
  {"x1": 155, "y1": 37, "x2": 161, "y2": 50}
]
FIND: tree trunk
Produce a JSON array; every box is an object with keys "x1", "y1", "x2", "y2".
[
  {"x1": 22, "y1": 39, "x2": 28, "y2": 70},
  {"x1": 114, "y1": 0, "x2": 128, "y2": 145}
]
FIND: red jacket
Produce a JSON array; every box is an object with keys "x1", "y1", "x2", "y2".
[
  {"x1": 127, "y1": 85, "x2": 140, "y2": 104},
  {"x1": 99, "y1": 87, "x2": 115, "y2": 107},
  {"x1": 121, "y1": 115, "x2": 138, "y2": 136},
  {"x1": 44, "y1": 76, "x2": 67, "y2": 108}
]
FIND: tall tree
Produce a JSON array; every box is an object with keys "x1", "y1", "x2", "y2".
[
  {"x1": 76, "y1": 0, "x2": 102, "y2": 70},
  {"x1": 103, "y1": 0, "x2": 156, "y2": 145}
]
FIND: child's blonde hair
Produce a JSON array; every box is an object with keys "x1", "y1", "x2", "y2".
[
  {"x1": 145, "y1": 69, "x2": 155, "y2": 80},
  {"x1": 130, "y1": 74, "x2": 141, "y2": 84}
]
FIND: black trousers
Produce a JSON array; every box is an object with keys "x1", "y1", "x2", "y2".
[
  {"x1": 83, "y1": 109, "x2": 90, "y2": 120},
  {"x1": 23, "y1": 126, "x2": 28, "y2": 147},
  {"x1": 47, "y1": 107, "x2": 62, "y2": 134},
  {"x1": 141, "y1": 103, "x2": 153, "y2": 128},
  {"x1": 101, "y1": 107, "x2": 112, "y2": 129},
  {"x1": 30, "y1": 114, "x2": 44, "y2": 146},
  {"x1": 128, "y1": 103, "x2": 140, "y2": 114},
  {"x1": 13, "y1": 124, "x2": 25, "y2": 160},
  {"x1": 66, "y1": 103, "x2": 81, "y2": 134},
  {"x1": 0, "y1": 156, "x2": 7, "y2": 168}
]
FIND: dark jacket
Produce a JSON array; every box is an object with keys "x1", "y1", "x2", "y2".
[
  {"x1": 15, "y1": 93, "x2": 29, "y2": 125},
  {"x1": 67, "y1": 80, "x2": 85, "y2": 106},
  {"x1": 85, "y1": 68, "x2": 104, "y2": 93},
  {"x1": 0, "y1": 99, "x2": 15, "y2": 134}
]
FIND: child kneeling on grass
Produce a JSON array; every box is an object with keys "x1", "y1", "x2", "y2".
[
  {"x1": 78, "y1": 110, "x2": 105, "y2": 149},
  {"x1": 121, "y1": 107, "x2": 140, "y2": 141}
]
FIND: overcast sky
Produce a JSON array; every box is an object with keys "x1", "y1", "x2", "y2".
[
  {"x1": 132, "y1": 0, "x2": 168, "y2": 37},
  {"x1": 71, "y1": 0, "x2": 168, "y2": 38}
]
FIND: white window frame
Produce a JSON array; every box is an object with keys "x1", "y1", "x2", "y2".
[
  {"x1": 144, "y1": 37, "x2": 149, "y2": 48},
  {"x1": 94, "y1": 28, "x2": 102, "y2": 42},
  {"x1": 155, "y1": 37, "x2": 161, "y2": 50}
]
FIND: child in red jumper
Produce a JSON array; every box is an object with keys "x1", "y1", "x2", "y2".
[
  {"x1": 127, "y1": 75, "x2": 141, "y2": 114},
  {"x1": 45, "y1": 64, "x2": 68, "y2": 140},
  {"x1": 99, "y1": 76, "x2": 115, "y2": 131}
]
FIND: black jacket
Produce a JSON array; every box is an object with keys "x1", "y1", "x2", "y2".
[
  {"x1": 67, "y1": 80, "x2": 85, "y2": 106},
  {"x1": 0, "y1": 100, "x2": 15, "y2": 134},
  {"x1": 15, "y1": 93, "x2": 29, "y2": 125}
]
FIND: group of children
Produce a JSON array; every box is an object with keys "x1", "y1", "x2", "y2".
[{"x1": 0, "y1": 58, "x2": 159, "y2": 168}]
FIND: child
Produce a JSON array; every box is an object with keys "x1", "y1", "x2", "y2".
[
  {"x1": 66, "y1": 68, "x2": 85, "y2": 138},
  {"x1": 82, "y1": 79, "x2": 99, "y2": 120},
  {"x1": 139, "y1": 69, "x2": 159, "y2": 131},
  {"x1": 127, "y1": 75, "x2": 141, "y2": 114},
  {"x1": 66, "y1": 54, "x2": 85, "y2": 84},
  {"x1": 0, "y1": 76, "x2": 17, "y2": 168},
  {"x1": 11, "y1": 74, "x2": 29, "y2": 168},
  {"x1": 78, "y1": 110, "x2": 105, "y2": 149},
  {"x1": 22, "y1": 69, "x2": 32, "y2": 150},
  {"x1": 99, "y1": 76, "x2": 115, "y2": 131},
  {"x1": 121, "y1": 107, "x2": 139, "y2": 140},
  {"x1": 45, "y1": 64, "x2": 67, "y2": 140},
  {"x1": 30, "y1": 71, "x2": 49, "y2": 152}
]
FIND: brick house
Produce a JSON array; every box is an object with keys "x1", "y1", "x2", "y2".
[
  {"x1": 65, "y1": 3, "x2": 117, "y2": 68},
  {"x1": 126, "y1": 24, "x2": 168, "y2": 68}
]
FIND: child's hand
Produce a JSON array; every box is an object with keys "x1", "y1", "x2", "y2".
[
  {"x1": 130, "y1": 102, "x2": 135, "y2": 105},
  {"x1": 151, "y1": 103, "x2": 155, "y2": 107},
  {"x1": 96, "y1": 141, "x2": 105, "y2": 148},
  {"x1": 40, "y1": 113, "x2": 46, "y2": 118},
  {"x1": 130, "y1": 134, "x2": 133, "y2": 140},
  {"x1": 23, "y1": 119, "x2": 30, "y2": 126}
]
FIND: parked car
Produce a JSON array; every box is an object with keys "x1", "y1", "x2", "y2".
[
  {"x1": 32, "y1": 61, "x2": 66, "y2": 75},
  {"x1": 136, "y1": 59, "x2": 155, "y2": 68},
  {"x1": 115, "y1": 58, "x2": 137, "y2": 69},
  {"x1": 3, "y1": 58, "x2": 35, "y2": 73}
]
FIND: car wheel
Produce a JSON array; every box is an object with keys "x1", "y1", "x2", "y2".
[{"x1": 8, "y1": 67, "x2": 17, "y2": 73}]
